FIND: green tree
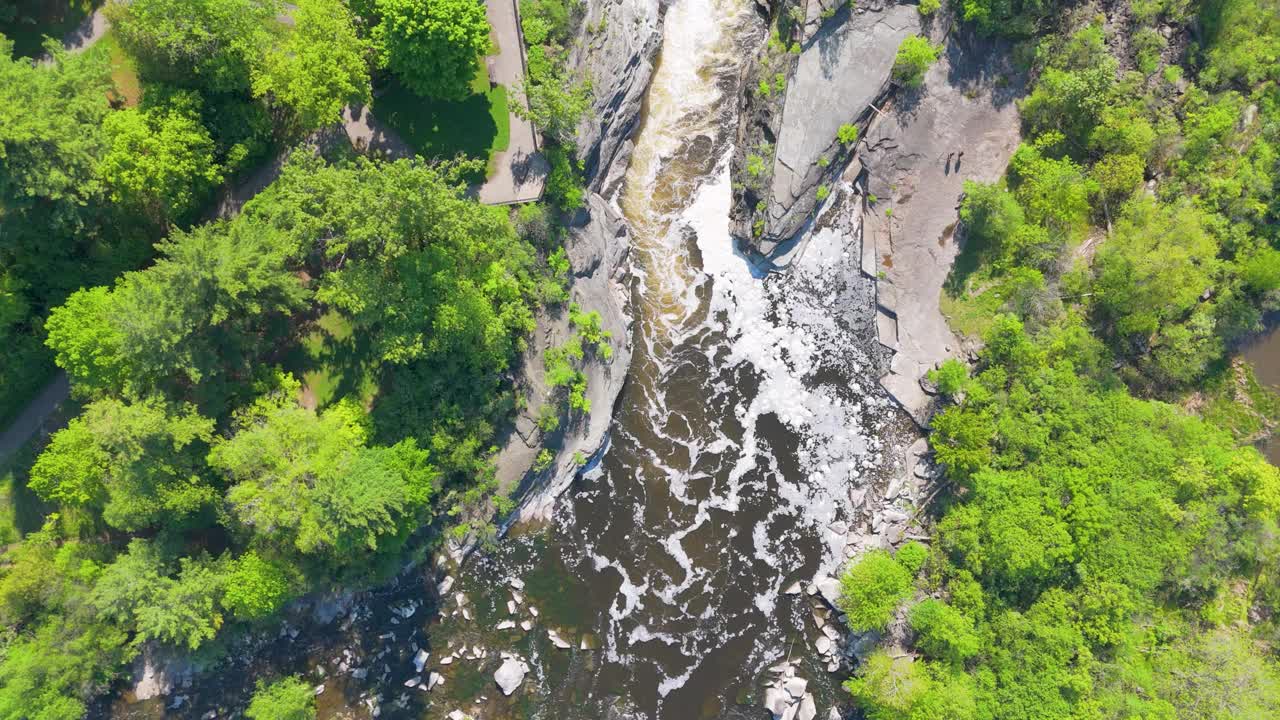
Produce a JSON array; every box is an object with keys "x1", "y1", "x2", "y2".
[
  {"x1": 845, "y1": 651, "x2": 977, "y2": 720},
  {"x1": 222, "y1": 551, "x2": 297, "y2": 620},
  {"x1": 253, "y1": 0, "x2": 371, "y2": 129},
  {"x1": 29, "y1": 398, "x2": 216, "y2": 532},
  {"x1": 909, "y1": 599, "x2": 979, "y2": 665},
  {"x1": 99, "y1": 105, "x2": 223, "y2": 228},
  {"x1": 209, "y1": 381, "x2": 438, "y2": 567},
  {"x1": 892, "y1": 36, "x2": 941, "y2": 88},
  {"x1": 45, "y1": 218, "x2": 307, "y2": 400},
  {"x1": 374, "y1": 0, "x2": 491, "y2": 100},
  {"x1": 838, "y1": 550, "x2": 915, "y2": 632},
  {"x1": 247, "y1": 676, "x2": 316, "y2": 720},
  {"x1": 107, "y1": 0, "x2": 279, "y2": 92},
  {"x1": 0, "y1": 36, "x2": 114, "y2": 304}
]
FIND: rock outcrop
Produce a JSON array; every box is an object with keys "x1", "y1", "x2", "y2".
[
  {"x1": 731, "y1": 2, "x2": 921, "y2": 254},
  {"x1": 861, "y1": 32, "x2": 1023, "y2": 424},
  {"x1": 571, "y1": 0, "x2": 665, "y2": 198},
  {"x1": 490, "y1": 0, "x2": 663, "y2": 525}
]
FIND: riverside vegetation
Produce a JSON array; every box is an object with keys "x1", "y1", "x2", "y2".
[
  {"x1": 838, "y1": 1, "x2": 1280, "y2": 718},
  {"x1": 0, "y1": 0, "x2": 594, "y2": 716}
]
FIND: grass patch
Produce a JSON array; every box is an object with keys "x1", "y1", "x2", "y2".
[
  {"x1": 99, "y1": 30, "x2": 141, "y2": 107},
  {"x1": 283, "y1": 311, "x2": 378, "y2": 410},
  {"x1": 0, "y1": 0, "x2": 103, "y2": 59},
  {"x1": 940, "y1": 275, "x2": 1005, "y2": 340},
  {"x1": 372, "y1": 60, "x2": 510, "y2": 184}
]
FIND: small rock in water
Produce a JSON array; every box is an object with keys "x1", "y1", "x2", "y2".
[
  {"x1": 509, "y1": 577, "x2": 525, "y2": 590},
  {"x1": 529, "y1": 606, "x2": 540, "y2": 617},
  {"x1": 437, "y1": 575, "x2": 455, "y2": 594},
  {"x1": 494, "y1": 657, "x2": 528, "y2": 695},
  {"x1": 547, "y1": 629, "x2": 572, "y2": 649},
  {"x1": 440, "y1": 655, "x2": 454, "y2": 665},
  {"x1": 454, "y1": 592, "x2": 467, "y2": 607},
  {"x1": 507, "y1": 600, "x2": 517, "y2": 615},
  {"x1": 314, "y1": 684, "x2": 325, "y2": 696},
  {"x1": 783, "y1": 581, "x2": 802, "y2": 595},
  {"x1": 511, "y1": 591, "x2": 524, "y2": 605},
  {"x1": 496, "y1": 620, "x2": 516, "y2": 630},
  {"x1": 520, "y1": 620, "x2": 533, "y2": 631},
  {"x1": 412, "y1": 649, "x2": 429, "y2": 674},
  {"x1": 426, "y1": 672, "x2": 443, "y2": 691},
  {"x1": 784, "y1": 676, "x2": 808, "y2": 698},
  {"x1": 815, "y1": 576, "x2": 841, "y2": 607},
  {"x1": 764, "y1": 687, "x2": 790, "y2": 716},
  {"x1": 815, "y1": 636, "x2": 832, "y2": 654},
  {"x1": 798, "y1": 694, "x2": 817, "y2": 720}
]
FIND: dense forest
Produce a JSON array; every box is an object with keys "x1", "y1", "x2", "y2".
[
  {"x1": 0, "y1": 0, "x2": 592, "y2": 716},
  {"x1": 838, "y1": 0, "x2": 1280, "y2": 718},
  {"x1": 3, "y1": 0, "x2": 1280, "y2": 717}
]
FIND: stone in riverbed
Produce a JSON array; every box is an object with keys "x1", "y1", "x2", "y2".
[
  {"x1": 547, "y1": 629, "x2": 572, "y2": 649},
  {"x1": 494, "y1": 658, "x2": 528, "y2": 695},
  {"x1": 784, "y1": 676, "x2": 808, "y2": 698},
  {"x1": 764, "y1": 686, "x2": 790, "y2": 716},
  {"x1": 783, "y1": 580, "x2": 802, "y2": 595},
  {"x1": 815, "y1": 636, "x2": 832, "y2": 654},
  {"x1": 412, "y1": 649, "x2": 429, "y2": 673},
  {"x1": 798, "y1": 694, "x2": 817, "y2": 720}
]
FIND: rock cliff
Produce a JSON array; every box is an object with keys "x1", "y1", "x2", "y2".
[
  {"x1": 492, "y1": 0, "x2": 664, "y2": 523},
  {"x1": 861, "y1": 30, "x2": 1023, "y2": 424},
  {"x1": 730, "y1": 1, "x2": 920, "y2": 254}
]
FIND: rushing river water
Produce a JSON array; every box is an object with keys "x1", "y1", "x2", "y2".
[{"x1": 106, "y1": 1, "x2": 914, "y2": 717}]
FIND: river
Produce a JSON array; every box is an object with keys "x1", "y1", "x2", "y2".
[{"x1": 105, "y1": 0, "x2": 915, "y2": 717}]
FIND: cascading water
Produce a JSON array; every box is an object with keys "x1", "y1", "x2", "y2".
[
  {"x1": 439, "y1": 0, "x2": 912, "y2": 716},
  {"x1": 105, "y1": 1, "x2": 914, "y2": 717}
]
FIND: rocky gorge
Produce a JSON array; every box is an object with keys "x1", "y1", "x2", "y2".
[{"x1": 102, "y1": 1, "x2": 1030, "y2": 718}]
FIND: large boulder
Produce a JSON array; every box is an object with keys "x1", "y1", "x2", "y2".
[{"x1": 757, "y1": 2, "x2": 920, "y2": 250}]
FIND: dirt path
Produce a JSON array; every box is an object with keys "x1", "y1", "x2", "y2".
[{"x1": 477, "y1": 0, "x2": 548, "y2": 204}]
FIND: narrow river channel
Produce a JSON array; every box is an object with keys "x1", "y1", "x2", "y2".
[
  {"x1": 427, "y1": 0, "x2": 912, "y2": 716},
  {"x1": 106, "y1": 0, "x2": 914, "y2": 717}
]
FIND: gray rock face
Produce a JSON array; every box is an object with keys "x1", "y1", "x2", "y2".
[
  {"x1": 494, "y1": 657, "x2": 528, "y2": 695},
  {"x1": 489, "y1": 0, "x2": 656, "y2": 528},
  {"x1": 570, "y1": 0, "x2": 665, "y2": 197},
  {"x1": 493, "y1": 192, "x2": 634, "y2": 523},
  {"x1": 863, "y1": 33, "x2": 1023, "y2": 424},
  {"x1": 763, "y1": 3, "x2": 920, "y2": 246}
]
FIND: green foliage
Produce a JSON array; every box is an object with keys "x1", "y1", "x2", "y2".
[
  {"x1": 918, "y1": 0, "x2": 941, "y2": 15},
  {"x1": 896, "y1": 541, "x2": 929, "y2": 574},
  {"x1": 816, "y1": 184, "x2": 831, "y2": 202},
  {"x1": 928, "y1": 359, "x2": 970, "y2": 396},
  {"x1": 99, "y1": 104, "x2": 223, "y2": 227},
  {"x1": 838, "y1": 550, "x2": 914, "y2": 631},
  {"x1": 252, "y1": 0, "x2": 371, "y2": 129},
  {"x1": 892, "y1": 36, "x2": 941, "y2": 88},
  {"x1": 210, "y1": 385, "x2": 438, "y2": 568},
  {"x1": 222, "y1": 551, "x2": 297, "y2": 620},
  {"x1": 247, "y1": 676, "x2": 316, "y2": 720},
  {"x1": 837, "y1": 123, "x2": 859, "y2": 146},
  {"x1": 909, "y1": 600, "x2": 979, "y2": 664},
  {"x1": 30, "y1": 398, "x2": 215, "y2": 532},
  {"x1": 545, "y1": 146, "x2": 585, "y2": 209},
  {"x1": 107, "y1": 0, "x2": 278, "y2": 93},
  {"x1": 373, "y1": 0, "x2": 490, "y2": 101},
  {"x1": 845, "y1": 651, "x2": 976, "y2": 720}
]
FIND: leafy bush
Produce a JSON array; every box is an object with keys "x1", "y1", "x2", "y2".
[
  {"x1": 838, "y1": 550, "x2": 914, "y2": 631},
  {"x1": 892, "y1": 36, "x2": 941, "y2": 87}
]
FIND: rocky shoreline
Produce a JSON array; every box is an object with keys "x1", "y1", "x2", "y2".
[
  {"x1": 489, "y1": 0, "x2": 665, "y2": 527},
  {"x1": 729, "y1": 1, "x2": 1023, "y2": 424}
]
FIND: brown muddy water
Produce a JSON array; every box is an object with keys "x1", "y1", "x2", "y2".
[
  {"x1": 103, "y1": 0, "x2": 915, "y2": 718},
  {"x1": 1244, "y1": 324, "x2": 1280, "y2": 465}
]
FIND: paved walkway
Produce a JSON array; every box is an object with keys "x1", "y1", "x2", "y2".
[{"x1": 477, "y1": 0, "x2": 548, "y2": 204}]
